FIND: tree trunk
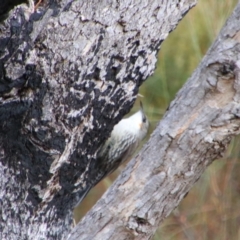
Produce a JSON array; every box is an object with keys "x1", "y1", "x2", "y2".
[
  {"x1": 0, "y1": 0, "x2": 196, "y2": 239},
  {"x1": 69, "y1": 3, "x2": 240, "y2": 240}
]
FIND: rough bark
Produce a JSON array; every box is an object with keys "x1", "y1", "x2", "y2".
[
  {"x1": 69, "y1": 3, "x2": 240, "y2": 240},
  {"x1": 0, "y1": 0, "x2": 196, "y2": 239}
]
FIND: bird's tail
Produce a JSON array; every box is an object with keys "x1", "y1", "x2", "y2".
[{"x1": 75, "y1": 184, "x2": 92, "y2": 207}]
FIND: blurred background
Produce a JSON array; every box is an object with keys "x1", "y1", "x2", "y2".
[{"x1": 74, "y1": 0, "x2": 240, "y2": 239}]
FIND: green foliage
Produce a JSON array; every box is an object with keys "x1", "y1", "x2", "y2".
[{"x1": 75, "y1": 1, "x2": 240, "y2": 239}]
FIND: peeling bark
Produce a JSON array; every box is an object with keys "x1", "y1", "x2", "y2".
[
  {"x1": 0, "y1": 0, "x2": 197, "y2": 239},
  {"x1": 69, "y1": 3, "x2": 240, "y2": 240}
]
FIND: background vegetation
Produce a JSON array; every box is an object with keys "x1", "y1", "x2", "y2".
[{"x1": 74, "y1": 0, "x2": 240, "y2": 239}]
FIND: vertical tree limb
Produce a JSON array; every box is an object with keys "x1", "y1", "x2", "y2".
[{"x1": 0, "y1": 0, "x2": 196, "y2": 239}]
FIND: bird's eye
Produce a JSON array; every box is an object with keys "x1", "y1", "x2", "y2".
[{"x1": 142, "y1": 116, "x2": 146, "y2": 123}]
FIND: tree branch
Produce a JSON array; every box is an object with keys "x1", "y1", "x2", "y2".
[
  {"x1": 70, "y1": 3, "x2": 240, "y2": 240},
  {"x1": 0, "y1": 0, "x2": 196, "y2": 239}
]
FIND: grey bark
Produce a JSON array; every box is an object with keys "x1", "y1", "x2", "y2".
[
  {"x1": 0, "y1": 0, "x2": 196, "y2": 239},
  {"x1": 69, "y1": 3, "x2": 240, "y2": 240}
]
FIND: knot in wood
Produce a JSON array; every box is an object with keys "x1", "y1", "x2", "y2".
[{"x1": 218, "y1": 62, "x2": 235, "y2": 80}]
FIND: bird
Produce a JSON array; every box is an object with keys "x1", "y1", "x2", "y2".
[{"x1": 77, "y1": 102, "x2": 149, "y2": 205}]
